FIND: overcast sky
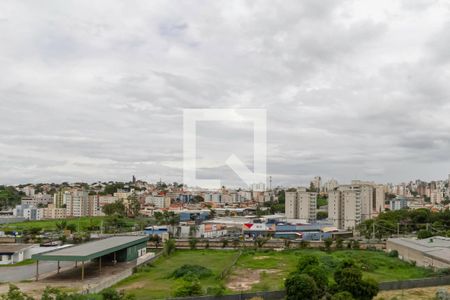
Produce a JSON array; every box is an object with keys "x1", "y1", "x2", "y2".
[{"x1": 1, "y1": 0, "x2": 450, "y2": 187}]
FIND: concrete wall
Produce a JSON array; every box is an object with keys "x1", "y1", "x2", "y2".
[{"x1": 81, "y1": 251, "x2": 161, "y2": 295}]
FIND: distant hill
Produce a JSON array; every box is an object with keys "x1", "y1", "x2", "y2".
[{"x1": 0, "y1": 186, "x2": 23, "y2": 210}]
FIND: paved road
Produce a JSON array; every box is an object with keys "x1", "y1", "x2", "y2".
[{"x1": 0, "y1": 261, "x2": 74, "y2": 282}]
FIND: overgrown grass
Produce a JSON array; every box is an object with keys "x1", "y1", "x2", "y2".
[
  {"x1": 114, "y1": 250, "x2": 238, "y2": 300},
  {"x1": 235, "y1": 249, "x2": 435, "y2": 292},
  {"x1": 114, "y1": 249, "x2": 436, "y2": 299}
]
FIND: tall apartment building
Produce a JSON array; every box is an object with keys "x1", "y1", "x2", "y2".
[
  {"x1": 65, "y1": 190, "x2": 89, "y2": 217},
  {"x1": 285, "y1": 190, "x2": 317, "y2": 222},
  {"x1": 53, "y1": 190, "x2": 65, "y2": 208},
  {"x1": 328, "y1": 183, "x2": 385, "y2": 230},
  {"x1": 88, "y1": 195, "x2": 103, "y2": 216}
]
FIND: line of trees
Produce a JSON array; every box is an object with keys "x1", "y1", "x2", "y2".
[{"x1": 359, "y1": 208, "x2": 450, "y2": 239}]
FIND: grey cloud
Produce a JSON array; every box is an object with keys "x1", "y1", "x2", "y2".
[{"x1": 1, "y1": 0, "x2": 450, "y2": 186}]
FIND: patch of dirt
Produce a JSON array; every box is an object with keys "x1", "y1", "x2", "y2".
[
  {"x1": 376, "y1": 285, "x2": 450, "y2": 300},
  {"x1": 253, "y1": 256, "x2": 271, "y2": 260},
  {"x1": 119, "y1": 281, "x2": 146, "y2": 291},
  {"x1": 226, "y1": 268, "x2": 279, "y2": 291}
]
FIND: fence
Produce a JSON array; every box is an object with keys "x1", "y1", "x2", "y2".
[
  {"x1": 167, "y1": 290, "x2": 286, "y2": 300},
  {"x1": 219, "y1": 251, "x2": 242, "y2": 279},
  {"x1": 379, "y1": 275, "x2": 450, "y2": 290},
  {"x1": 167, "y1": 276, "x2": 450, "y2": 300}
]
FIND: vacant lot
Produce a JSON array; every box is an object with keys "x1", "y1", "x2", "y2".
[
  {"x1": 114, "y1": 249, "x2": 435, "y2": 299},
  {"x1": 114, "y1": 250, "x2": 239, "y2": 300}
]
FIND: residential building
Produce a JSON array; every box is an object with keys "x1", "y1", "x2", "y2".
[
  {"x1": 41, "y1": 204, "x2": 66, "y2": 219},
  {"x1": 144, "y1": 195, "x2": 171, "y2": 208},
  {"x1": 284, "y1": 190, "x2": 317, "y2": 222},
  {"x1": 53, "y1": 190, "x2": 65, "y2": 208},
  {"x1": 328, "y1": 182, "x2": 385, "y2": 230},
  {"x1": 65, "y1": 190, "x2": 89, "y2": 217},
  {"x1": 98, "y1": 195, "x2": 119, "y2": 207},
  {"x1": 389, "y1": 197, "x2": 407, "y2": 210},
  {"x1": 21, "y1": 194, "x2": 52, "y2": 207},
  {"x1": 285, "y1": 192, "x2": 297, "y2": 219},
  {"x1": 13, "y1": 204, "x2": 42, "y2": 220},
  {"x1": 88, "y1": 195, "x2": 103, "y2": 216}
]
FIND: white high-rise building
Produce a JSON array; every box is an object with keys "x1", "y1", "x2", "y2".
[
  {"x1": 328, "y1": 182, "x2": 385, "y2": 230},
  {"x1": 284, "y1": 191, "x2": 317, "y2": 222}
]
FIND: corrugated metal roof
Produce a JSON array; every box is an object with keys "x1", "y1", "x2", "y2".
[{"x1": 32, "y1": 236, "x2": 148, "y2": 261}]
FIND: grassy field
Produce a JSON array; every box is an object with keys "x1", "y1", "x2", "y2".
[
  {"x1": 115, "y1": 250, "x2": 239, "y2": 300},
  {"x1": 234, "y1": 249, "x2": 435, "y2": 292},
  {"x1": 0, "y1": 216, "x2": 137, "y2": 232},
  {"x1": 114, "y1": 249, "x2": 435, "y2": 299}
]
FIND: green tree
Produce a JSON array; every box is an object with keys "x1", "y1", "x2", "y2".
[
  {"x1": 297, "y1": 255, "x2": 319, "y2": 272},
  {"x1": 189, "y1": 237, "x2": 198, "y2": 250},
  {"x1": 285, "y1": 273, "x2": 318, "y2": 300},
  {"x1": 317, "y1": 211, "x2": 328, "y2": 220},
  {"x1": 324, "y1": 238, "x2": 333, "y2": 252},
  {"x1": 333, "y1": 261, "x2": 379, "y2": 300},
  {"x1": 127, "y1": 193, "x2": 141, "y2": 217},
  {"x1": 254, "y1": 236, "x2": 269, "y2": 249},
  {"x1": 303, "y1": 265, "x2": 328, "y2": 297},
  {"x1": 164, "y1": 238, "x2": 176, "y2": 256},
  {"x1": 102, "y1": 200, "x2": 126, "y2": 217},
  {"x1": 417, "y1": 229, "x2": 433, "y2": 239}
]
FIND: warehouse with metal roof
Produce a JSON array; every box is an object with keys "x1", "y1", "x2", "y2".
[
  {"x1": 32, "y1": 235, "x2": 148, "y2": 280},
  {"x1": 387, "y1": 236, "x2": 450, "y2": 270}
]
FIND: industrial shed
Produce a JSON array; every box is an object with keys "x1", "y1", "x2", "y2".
[
  {"x1": 387, "y1": 236, "x2": 450, "y2": 270},
  {"x1": 32, "y1": 235, "x2": 148, "y2": 280}
]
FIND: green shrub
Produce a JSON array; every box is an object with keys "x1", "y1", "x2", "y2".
[
  {"x1": 171, "y1": 264, "x2": 213, "y2": 279},
  {"x1": 174, "y1": 278, "x2": 203, "y2": 297},
  {"x1": 297, "y1": 255, "x2": 319, "y2": 272},
  {"x1": 387, "y1": 250, "x2": 399, "y2": 258}
]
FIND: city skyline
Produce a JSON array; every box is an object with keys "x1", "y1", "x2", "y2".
[{"x1": 2, "y1": 1, "x2": 450, "y2": 186}]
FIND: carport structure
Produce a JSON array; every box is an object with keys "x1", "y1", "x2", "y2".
[{"x1": 32, "y1": 235, "x2": 148, "y2": 281}]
